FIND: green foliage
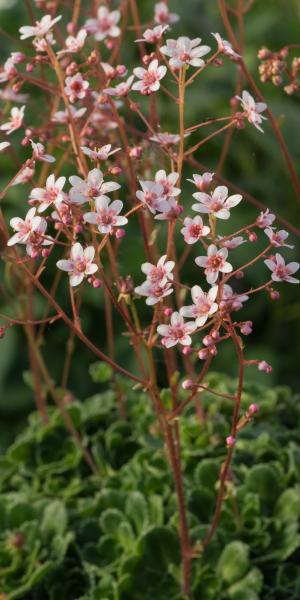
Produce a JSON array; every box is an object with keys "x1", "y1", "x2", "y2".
[{"x1": 0, "y1": 375, "x2": 300, "y2": 598}]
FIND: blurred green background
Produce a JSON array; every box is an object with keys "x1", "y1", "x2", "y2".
[{"x1": 0, "y1": 0, "x2": 299, "y2": 447}]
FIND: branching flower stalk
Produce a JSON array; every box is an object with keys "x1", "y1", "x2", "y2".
[{"x1": 0, "y1": 1, "x2": 299, "y2": 596}]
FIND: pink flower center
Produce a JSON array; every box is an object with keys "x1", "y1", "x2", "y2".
[
  {"x1": 143, "y1": 71, "x2": 158, "y2": 87},
  {"x1": 208, "y1": 255, "x2": 224, "y2": 270},
  {"x1": 180, "y1": 52, "x2": 191, "y2": 62},
  {"x1": 99, "y1": 17, "x2": 112, "y2": 32},
  {"x1": 98, "y1": 209, "x2": 116, "y2": 225},
  {"x1": 149, "y1": 266, "x2": 165, "y2": 283},
  {"x1": 169, "y1": 326, "x2": 185, "y2": 340},
  {"x1": 75, "y1": 259, "x2": 87, "y2": 272},
  {"x1": 190, "y1": 224, "x2": 203, "y2": 238}
]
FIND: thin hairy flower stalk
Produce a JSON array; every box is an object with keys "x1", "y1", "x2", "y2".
[
  {"x1": 26, "y1": 284, "x2": 49, "y2": 423},
  {"x1": 104, "y1": 284, "x2": 115, "y2": 358},
  {"x1": 203, "y1": 319, "x2": 245, "y2": 548},
  {"x1": 240, "y1": 279, "x2": 272, "y2": 296},
  {"x1": 168, "y1": 355, "x2": 214, "y2": 420},
  {"x1": 24, "y1": 324, "x2": 100, "y2": 475},
  {"x1": 70, "y1": 285, "x2": 82, "y2": 331},
  {"x1": 185, "y1": 115, "x2": 234, "y2": 134},
  {"x1": 188, "y1": 156, "x2": 300, "y2": 239},
  {"x1": 61, "y1": 330, "x2": 76, "y2": 389},
  {"x1": 184, "y1": 121, "x2": 235, "y2": 158},
  {"x1": 186, "y1": 50, "x2": 220, "y2": 86},
  {"x1": 225, "y1": 243, "x2": 272, "y2": 281},
  {"x1": 20, "y1": 73, "x2": 59, "y2": 95},
  {"x1": 218, "y1": 0, "x2": 300, "y2": 201}
]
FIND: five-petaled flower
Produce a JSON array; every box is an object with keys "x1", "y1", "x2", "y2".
[
  {"x1": 135, "y1": 280, "x2": 173, "y2": 305},
  {"x1": 29, "y1": 174, "x2": 66, "y2": 213},
  {"x1": 236, "y1": 90, "x2": 267, "y2": 133},
  {"x1": 85, "y1": 6, "x2": 120, "y2": 41},
  {"x1": 57, "y1": 29, "x2": 87, "y2": 55},
  {"x1": 104, "y1": 75, "x2": 135, "y2": 97},
  {"x1": 136, "y1": 180, "x2": 170, "y2": 214},
  {"x1": 264, "y1": 253, "x2": 299, "y2": 284},
  {"x1": 180, "y1": 285, "x2": 218, "y2": 326},
  {"x1": 155, "y1": 170, "x2": 181, "y2": 198},
  {"x1": 181, "y1": 216, "x2": 210, "y2": 244},
  {"x1": 187, "y1": 172, "x2": 214, "y2": 191},
  {"x1": 19, "y1": 14, "x2": 61, "y2": 40},
  {"x1": 132, "y1": 59, "x2": 167, "y2": 95},
  {"x1": 0, "y1": 105, "x2": 25, "y2": 135},
  {"x1": 7, "y1": 207, "x2": 51, "y2": 256},
  {"x1": 154, "y1": 2, "x2": 179, "y2": 25},
  {"x1": 64, "y1": 73, "x2": 89, "y2": 103},
  {"x1": 264, "y1": 228, "x2": 294, "y2": 249},
  {"x1": 83, "y1": 196, "x2": 128, "y2": 234},
  {"x1": 136, "y1": 25, "x2": 168, "y2": 44},
  {"x1": 69, "y1": 169, "x2": 120, "y2": 204},
  {"x1": 157, "y1": 312, "x2": 196, "y2": 348},
  {"x1": 81, "y1": 144, "x2": 120, "y2": 162},
  {"x1": 192, "y1": 185, "x2": 242, "y2": 220},
  {"x1": 195, "y1": 244, "x2": 233, "y2": 284},
  {"x1": 141, "y1": 255, "x2": 175, "y2": 285},
  {"x1": 160, "y1": 37, "x2": 211, "y2": 69},
  {"x1": 212, "y1": 33, "x2": 240, "y2": 61},
  {"x1": 57, "y1": 243, "x2": 98, "y2": 287}
]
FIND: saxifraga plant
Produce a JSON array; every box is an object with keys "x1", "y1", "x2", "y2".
[{"x1": 0, "y1": 1, "x2": 299, "y2": 595}]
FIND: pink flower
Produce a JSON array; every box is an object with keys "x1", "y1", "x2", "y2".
[
  {"x1": 187, "y1": 172, "x2": 214, "y2": 191},
  {"x1": 83, "y1": 196, "x2": 128, "y2": 234},
  {"x1": 264, "y1": 253, "x2": 299, "y2": 284},
  {"x1": 149, "y1": 132, "x2": 182, "y2": 145},
  {"x1": 104, "y1": 75, "x2": 135, "y2": 97},
  {"x1": 29, "y1": 174, "x2": 66, "y2": 213},
  {"x1": 180, "y1": 285, "x2": 218, "y2": 326},
  {"x1": 52, "y1": 106, "x2": 87, "y2": 124},
  {"x1": 69, "y1": 168, "x2": 120, "y2": 204},
  {"x1": 256, "y1": 209, "x2": 275, "y2": 228},
  {"x1": 154, "y1": 197, "x2": 182, "y2": 221},
  {"x1": 136, "y1": 180, "x2": 169, "y2": 214},
  {"x1": 19, "y1": 14, "x2": 61, "y2": 40},
  {"x1": 30, "y1": 140, "x2": 55, "y2": 163},
  {"x1": 12, "y1": 165, "x2": 35, "y2": 185},
  {"x1": 0, "y1": 105, "x2": 25, "y2": 135},
  {"x1": 7, "y1": 207, "x2": 51, "y2": 256},
  {"x1": 181, "y1": 216, "x2": 210, "y2": 244},
  {"x1": 157, "y1": 312, "x2": 196, "y2": 348},
  {"x1": 160, "y1": 37, "x2": 211, "y2": 69},
  {"x1": 141, "y1": 255, "x2": 175, "y2": 285},
  {"x1": 0, "y1": 58, "x2": 17, "y2": 83},
  {"x1": 219, "y1": 235, "x2": 246, "y2": 249},
  {"x1": 236, "y1": 90, "x2": 267, "y2": 133},
  {"x1": 226, "y1": 436, "x2": 236, "y2": 448},
  {"x1": 132, "y1": 59, "x2": 167, "y2": 95},
  {"x1": 264, "y1": 228, "x2": 293, "y2": 249},
  {"x1": 81, "y1": 144, "x2": 120, "y2": 161},
  {"x1": 135, "y1": 280, "x2": 173, "y2": 305},
  {"x1": 192, "y1": 185, "x2": 242, "y2": 219},
  {"x1": 57, "y1": 29, "x2": 87, "y2": 55},
  {"x1": 195, "y1": 244, "x2": 233, "y2": 284},
  {"x1": 57, "y1": 243, "x2": 98, "y2": 287},
  {"x1": 258, "y1": 360, "x2": 272, "y2": 374},
  {"x1": 155, "y1": 169, "x2": 181, "y2": 197},
  {"x1": 85, "y1": 6, "x2": 120, "y2": 41},
  {"x1": 136, "y1": 25, "x2": 168, "y2": 44},
  {"x1": 220, "y1": 284, "x2": 249, "y2": 311},
  {"x1": 212, "y1": 33, "x2": 240, "y2": 61},
  {"x1": 64, "y1": 73, "x2": 89, "y2": 103},
  {"x1": 154, "y1": 2, "x2": 179, "y2": 25}
]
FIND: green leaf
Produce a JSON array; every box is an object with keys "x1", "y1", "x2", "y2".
[
  {"x1": 275, "y1": 487, "x2": 300, "y2": 521},
  {"x1": 228, "y1": 568, "x2": 263, "y2": 598},
  {"x1": 218, "y1": 541, "x2": 250, "y2": 584},
  {"x1": 125, "y1": 492, "x2": 148, "y2": 533},
  {"x1": 89, "y1": 362, "x2": 113, "y2": 383},
  {"x1": 41, "y1": 500, "x2": 67, "y2": 537},
  {"x1": 245, "y1": 464, "x2": 284, "y2": 503},
  {"x1": 99, "y1": 508, "x2": 125, "y2": 535}
]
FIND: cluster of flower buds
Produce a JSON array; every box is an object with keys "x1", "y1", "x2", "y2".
[{"x1": 258, "y1": 46, "x2": 300, "y2": 95}]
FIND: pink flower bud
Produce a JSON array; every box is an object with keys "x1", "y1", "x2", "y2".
[
  {"x1": 74, "y1": 224, "x2": 83, "y2": 234},
  {"x1": 42, "y1": 248, "x2": 50, "y2": 258},
  {"x1": 26, "y1": 63, "x2": 34, "y2": 73},
  {"x1": 92, "y1": 278, "x2": 102, "y2": 289},
  {"x1": 248, "y1": 403, "x2": 260, "y2": 415},
  {"x1": 129, "y1": 146, "x2": 142, "y2": 159},
  {"x1": 0, "y1": 327, "x2": 5, "y2": 339},
  {"x1": 164, "y1": 308, "x2": 173, "y2": 317},
  {"x1": 67, "y1": 22, "x2": 76, "y2": 34},
  {"x1": 182, "y1": 379, "x2": 193, "y2": 390},
  {"x1": 109, "y1": 166, "x2": 122, "y2": 176},
  {"x1": 240, "y1": 321, "x2": 252, "y2": 335},
  {"x1": 226, "y1": 435, "x2": 236, "y2": 447},
  {"x1": 198, "y1": 348, "x2": 209, "y2": 360},
  {"x1": 182, "y1": 346, "x2": 192, "y2": 355},
  {"x1": 230, "y1": 97, "x2": 239, "y2": 109},
  {"x1": 248, "y1": 231, "x2": 257, "y2": 242},
  {"x1": 21, "y1": 137, "x2": 29, "y2": 146},
  {"x1": 203, "y1": 334, "x2": 212, "y2": 346},
  {"x1": 211, "y1": 330, "x2": 220, "y2": 340},
  {"x1": 115, "y1": 228, "x2": 126, "y2": 239},
  {"x1": 258, "y1": 360, "x2": 272, "y2": 374},
  {"x1": 13, "y1": 52, "x2": 26, "y2": 64},
  {"x1": 116, "y1": 64, "x2": 127, "y2": 76},
  {"x1": 30, "y1": 249, "x2": 39, "y2": 259},
  {"x1": 235, "y1": 270, "x2": 244, "y2": 279},
  {"x1": 270, "y1": 289, "x2": 280, "y2": 300}
]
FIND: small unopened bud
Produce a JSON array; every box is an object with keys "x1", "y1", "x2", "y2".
[
  {"x1": 109, "y1": 166, "x2": 122, "y2": 176},
  {"x1": 116, "y1": 64, "x2": 127, "y2": 77},
  {"x1": 26, "y1": 63, "x2": 34, "y2": 73},
  {"x1": 74, "y1": 224, "x2": 83, "y2": 234},
  {"x1": 0, "y1": 327, "x2": 5, "y2": 339},
  {"x1": 182, "y1": 379, "x2": 193, "y2": 390},
  {"x1": 13, "y1": 52, "x2": 26, "y2": 64},
  {"x1": 226, "y1": 435, "x2": 236, "y2": 448},
  {"x1": 92, "y1": 278, "x2": 102, "y2": 289},
  {"x1": 182, "y1": 345, "x2": 192, "y2": 355},
  {"x1": 42, "y1": 248, "x2": 50, "y2": 258},
  {"x1": 129, "y1": 146, "x2": 142, "y2": 159},
  {"x1": 198, "y1": 348, "x2": 209, "y2": 360},
  {"x1": 142, "y1": 53, "x2": 156, "y2": 66},
  {"x1": 240, "y1": 321, "x2": 252, "y2": 335},
  {"x1": 211, "y1": 330, "x2": 220, "y2": 340},
  {"x1": 66, "y1": 22, "x2": 76, "y2": 35},
  {"x1": 21, "y1": 137, "x2": 30, "y2": 146},
  {"x1": 30, "y1": 249, "x2": 39, "y2": 259},
  {"x1": 230, "y1": 96, "x2": 239, "y2": 109},
  {"x1": 270, "y1": 289, "x2": 280, "y2": 300},
  {"x1": 248, "y1": 403, "x2": 260, "y2": 415},
  {"x1": 164, "y1": 308, "x2": 173, "y2": 317},
  {"x1": 258, "y1": 360, "x2": 272, "y2": 374},
  {"x1": 235, "y1": 270, "x2": 244, "y2": 279},
  {"x1": 115, "y1": 228, "x2": 126, "y2": 239},
  {"x1": 248, "y1": 231, "x2": 257, "y2": 242}
]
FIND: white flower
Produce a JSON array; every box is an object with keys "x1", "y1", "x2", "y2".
[
  {"x1": 0, "y1": 141, "x2": 10, "y2": 152},
  {"x1": 83, "y1": 196, "x2": 128, "y2": 234},
  {"x1": 195, "y1": 244, "x2": 233, "y2": 284},
  {"x1": 57, "y1": 243, "x2": 98, "y2": 287},
  {"x1": 85, "y1": 6, "x2": 120, "y2": 41},
  {"x1": 29, "y1": 174, "x2": 66, "y2": 213},
  {"x1": 69, "y1": 168, "x2": 120, "y2": 204},
  {"x1": 192, "y1": 185, "x2": 242, "y2": 219},
  {"x1": 180, "y1": 285, "x2": 218, "y2": 326},
  {"x1": 52, "y1": 106, "x2": 87, "y2": 124},
  {"x1": 157, "y1": 312, "x2": 196, "y2": 348},
  {"x1": 132, "y1": 59, "x2": 167, "y2": 95},
  {"x1": 0, "y1": 58, "x2": 17, "y2": 83},
  {"x1": 141, "y1": 255, "x2": 174, "y2": 285},
  {"x1": 32, "y1": 33, "x2": 55, "y2": 53},
  {"x1": 7, "y1": 207, "x2": 51, "y2": 256},
  {"x1": 181, "y1": 216, "x2": 210, "y2": 244},
  {"x1": 155, "y1": 170, "x2": 181, "y2": 197},
  {"x1": 236, "y1": 90, "x2": 267, "y2": 133},
  {"x1": 154, "y1": 2, "x2": 179, "y2": 25},
  {"x1": 104, "y1": 75, "x2": 134, "y2": 97},
  {"x1": 212, "y1": 33, "x2": 240, "y2": 61},
  {"x1": 64, "y1": 73, "x2": 89, "y2": 104},
  {"x1": 57, "y1": 29, "x2": 87, "y2": 55},
  {"x1": 220, "y1": 284, "x2": 249, "y2": 312},
  {"x1": 219, "y1": 235, "x2": 246, "y2": 249},
  {"x1": 187, "y1": 172, "x2": 214, "y2": 191},
  {"x1": 136, "y1": 25, "x2": 168, "y2": 44},
  {"x1": 264, "y1": 228, "x2": 294, "y2": 249},
  {"x1": 12, "y1": 165, "x2": 35, "y2": 185},
  {"x1": 256, "y1": 209, "x2": 275, "y2": 228},
  {"x1": 81, "y1": 144, "x2": 120, "y2": 162},
  {"x1": 135, "y1": 280, "x2": 173, "y2": 305},
  {"x1": 30, "y1": 140, "x2": 55, "y2": 163},
  {"x1": 19, "y1": 14, "x2": 61, "y2": 40},
  {"x1": 161, "y1": 37, "x2": 210, "y2": 69},
  {"x1": 0, "y1": 105, "x2": 25, "y2": 135},
  {"x1": 264, "y1": 253, "x2": 299, "y2": 284},
  {"x1": 136, "y1": 180, "x2": 169, "y2": 214}
]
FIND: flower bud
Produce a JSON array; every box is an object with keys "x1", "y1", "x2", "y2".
[
  {"x1": 66, "y1": 22, "x2": 76, "y2": 34},
  {"x1": 226, "y1": 435, "x2": 236, "y2": 447},
  {"x1": 270, "y1": 289, "x2": 280, "y2": 300},
  {"x1": 26, "y1": 63, "x2": 34, "y2": 73},
  {"x1": 116, "y1": 64, "x2": 127, "y2": 77},
  {"x1": 248, "y1": 231, "x2": 257, "y2": 242},
  {"x1": 248, "y1": 403, "x2": 260, "y2": 415},
  {"x1": 198, "y1": 348, "x2": 209, "y2": 360},
  {"x1": 240, "y1": 321, "x2": 252, "y2": 335},
  {"x1": 0, "y1": 327, "x2": 5, "y2": 339},
  {"x1": 235, "y1": 270, "x2": 244, "y2": 279},
  {"x1": 109, "y1": 166, "x2": 122, "y2": 176},
  {"x1": 182, "y1": 379, "x2": 193, "y2": 390},
  {"x1": 129, "y1": 146, "x2": 142, "y2": 159},
  {"x1": 92, "y1": 278, "x2": 102, "y2": 289},
  {"x1": 258, "y1": 360, "x2": 272, "y2": 374},
  {"x1": 182, "y1": 346, "x2": 192, "y2": 355},
  {"x1": 115, "y1": 228, "x2": 126, "y2": 239}
]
